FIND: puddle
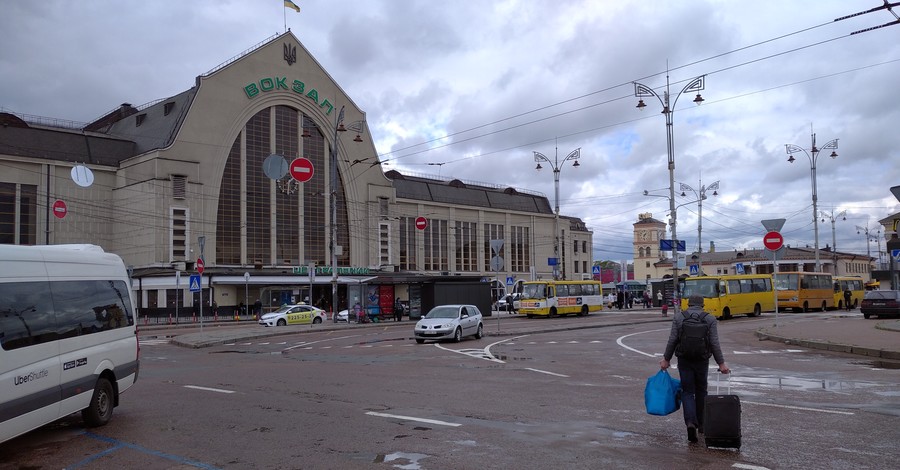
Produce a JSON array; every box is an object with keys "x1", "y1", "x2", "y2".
[
  {"x1": 374, "y1": 452, "x2": 431, "y2": 469},
  {"x1": 736, "y1": 376, "x2": 880, "y2": 391},
  {"x1": 852, "y1": 360, "x2": 900, "y2": 370}
]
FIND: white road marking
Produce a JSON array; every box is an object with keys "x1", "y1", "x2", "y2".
[
  {"x1": 743, "y1": 400, "x2": 854, "y2": 415},
  {"x1": 366, "y1": 411, "x2": 461, "y2": 427},
  {"x1": 184, "y1": 385, "x2": 236, "y2": 394},
  {"x1": 139, "y1": 339, "x2": 170, "y2": 346},
  {"x1": 282, "y1": 334, "x2": 361, "y2": 351},
  {"x1": 733, "y1": 464, "x2": 771, "y2": 470},
  {"x1": 616, "y1": 329, "x2": 670, "y2": 358},
  {"x1": 525, "y1": 367, "x2": 569, "y2": 378}
]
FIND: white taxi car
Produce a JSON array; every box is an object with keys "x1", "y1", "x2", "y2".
[{"x1": 259, "y1": 304, "x2": 326, "y2": 327}]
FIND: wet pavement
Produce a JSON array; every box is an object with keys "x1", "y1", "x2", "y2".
[{"x1": 139, "y1": 309, "x2": 900, "y2": 360}]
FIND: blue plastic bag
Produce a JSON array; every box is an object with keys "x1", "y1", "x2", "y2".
[{"x1": 645, "y1": 369, "x2": 682, "y2": 416}]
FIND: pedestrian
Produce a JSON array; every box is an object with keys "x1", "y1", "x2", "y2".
[
  {"x1": 643, "y1": 291, "x2": 651, "y2": 309},
  {"x1": 253, "y1": 299, "x2": 262, "y2": 319},
  {"x1": 394, "y1": 299, "x2": 403, "y2": 321},
  {"x1": 616, "y1": 291, "x2": 624, "y2": 310},
  {"x1": 626, "y1": 291, "x2": 633, "y2": 309},
  {"x1": 354, "y1": 301, "x2": 364, "y2": 323},
  {"x1": 659, "y1": 295, "x2": 730, "y2": 443},
  {"x1": 657, "y1": 291, "x2": 663, "y2": 306},
  {"x1": 843, "y1": 288, "x2": 852, "y2": 311}
]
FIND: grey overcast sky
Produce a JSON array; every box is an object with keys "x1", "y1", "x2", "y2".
[{"x1": 2, "y1": 0, "x2": 899, "y2": 263}]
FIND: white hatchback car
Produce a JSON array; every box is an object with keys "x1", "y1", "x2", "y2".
[
  {"x1": 259, "y1": 304, "x2": 326, "y2": 327},
  {"x1": 414, "y1": 304, "x2": 484, "y2": 344}
]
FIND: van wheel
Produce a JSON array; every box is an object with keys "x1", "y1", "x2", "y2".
[
  {"x1": 312, "y1": 317, "x2": 322, "y2": 324},
  {"x1": 453, "y1": 327, "x2": 463, "y2": 343},
  {"x1": 475, "y1": 324, "x2": 484, "y2": 339},
  {"x1": 722, "y1": 308, "x2": 732, "y2": 320},
  {"x1": 82, "y1": 378, "x2": 114, "y2": 427},
  {"x1": 277, "y1": 319, "x2": 287, "y2": 326}
]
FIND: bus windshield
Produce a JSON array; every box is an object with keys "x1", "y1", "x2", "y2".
[
  {"x1": 775, "y1": 274, "x2": 798, "y2": 291},
  {"x1": 682, "y1": 279, "x2": 719, "y2": 298},
  {"x1": 522, "y1": 283, "x2": 547, "y2": 299}
]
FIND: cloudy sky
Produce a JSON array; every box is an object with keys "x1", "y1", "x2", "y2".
[{"x1": 2, "y1": 0, "x2": 899, "y2": 264}]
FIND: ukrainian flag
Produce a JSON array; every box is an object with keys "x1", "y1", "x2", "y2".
[{"x1": 284, "y1": 0, "x2": 300, "y2": 12}]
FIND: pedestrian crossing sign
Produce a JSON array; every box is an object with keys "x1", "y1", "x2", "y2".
[
  {"x1": 892, "y1": 249, "x2": 900, "y2": 262},
  {"x1": 189, "y1": 274, "x2": 201, "y2": 292},
  {"x1": 689, "y1": 264, "x2": 699, "y2": 275}
]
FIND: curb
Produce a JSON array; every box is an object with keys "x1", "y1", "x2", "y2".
[{"x1": 754, "y1": 329, "x2": 900, "y2": 361}]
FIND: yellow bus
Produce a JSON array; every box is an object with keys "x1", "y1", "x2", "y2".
[
  {"x1": 680, "y1": 274, "x2": 774, "y2": 319},
  {"x1": 774, "y1": 272, "x2": 834, "y2": 312},
  {"x1": 832, "y1": 276, "x2": 864, "y2": 310},
  {"x1": 518, "y1": 280, "x2": 604, "y2": 318}
]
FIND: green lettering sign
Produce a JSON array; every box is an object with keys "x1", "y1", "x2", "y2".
[{"x1": 243, "y1": 77, "x2": 333, "y2": 115}]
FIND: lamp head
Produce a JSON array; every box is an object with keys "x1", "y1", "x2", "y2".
[
  {"x1": 572, "y1": 160, "x2": 580, "y2": 167},
  {"x1": 535, "y1": 163, "x2": 543, "y2": 171},
  {"x1": 353, "y1": 134, "x2": 363, "y2": 142},
  {"x1": 636, "y1": 99, "x2": 646, "y2": 110},
  {"x1": 680, "y1": 191, "x2": 686, "y2": 197},
  {"x1": 337, "y1": 123, "x2": 347, "y2": 132},
  {"x1": 643, "y1": 190, "x2": 649, "y2": 196},
  {"x1": 830, "y1": 151, "x2": 838, "y2": 159},
  {"x1": 787, "y1": 155, "x2": 796, "y2": 163},
  {"x1": 712, "y1": 190, "x2": 718, "y2": 197},
  {"x1": 693, "y1": 93, "x2": 704, "y2": 105}
]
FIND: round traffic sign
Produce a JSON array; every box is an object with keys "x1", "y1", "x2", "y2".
[
  {"x1": 52, "y1": 200, "x2": 68, "y2": 219},
  {"x1": 196, "y1": 258, "x2": 205, "y2": 274},
  {"x1": 415, "y1": 216, "x2": 428, "y2": 231},
  {"x1": 763, "y1": 231, "x2": 784, "y2": 251},
  {"x1": 289, "y1": 157, "x2": 315, "y2": 183}
]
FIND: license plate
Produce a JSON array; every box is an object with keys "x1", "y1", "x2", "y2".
[{"x1": 872, "y1": 302, "x2": 886, "y2": 306}]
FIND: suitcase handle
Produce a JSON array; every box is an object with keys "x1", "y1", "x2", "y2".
[{"x1": 715, "y1": 371, "x2": 732, "y2": 395}]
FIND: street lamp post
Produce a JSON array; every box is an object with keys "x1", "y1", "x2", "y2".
[
  {"x1": 821, "y1": 209, "x2": 846, "y2": 274},
  {"x1": 785, "y1": 129, "x2": 839, "y2": 272},
  {"x1": 533, "y1": 144, "x2": 581, "y2": 280},
  {"x1": 857, "y1": 224, "x2": 881, "y2": 272},
  {"x1": 634, "y1": 72, "x2": 706, "y2": 314},
  {"x1": 680, "y1": 179, "x2": 720, "y2": 276}
]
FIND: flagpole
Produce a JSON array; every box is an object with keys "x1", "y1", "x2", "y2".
[{"x1": 284, "y1": 6, "x2": 287, "y2": 32}]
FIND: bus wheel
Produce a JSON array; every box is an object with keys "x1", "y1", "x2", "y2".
[
  {"x1": 821, "y1": 301, "x2": 827, "y2": 312},
  {"x1": 853, "y1": 300, "x2": 858, "y2": 309},
  {"x1": 527, "y1": 314, "x2": 534, "y2": 319},
  {"x1": 751, "y1": 304, "x2": 761, "y2": 317},
  {"x1": 549, "y1": 308, "x2": 557, "y2": 318},
  {"x1": 722, "y1": 308, "x2": 732, "y2": 320},
  {"x1": 837, "y1": 301, "x2": 843, "y2": 310},
  {"x1": 802, "y1": 302, "x2": 809, "y2": 313},
  {"x1": 580, "y1": 306, "x2": 589, "y2": 316}
]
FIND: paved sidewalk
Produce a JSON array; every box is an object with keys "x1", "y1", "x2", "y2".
[{"x1": 754, "y1": 314, "x2": 900, "y2": 360}]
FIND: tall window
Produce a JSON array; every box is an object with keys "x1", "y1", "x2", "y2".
[
  {"x1": 214, "y1": 106, "x2": 348, "y2": 267},
  {"x1": 170, "y1": 207, "x2": 188, "y2": 261},
  {"x1": 424, "y1": 219, "x2": 448, "y2": 271},
  {"x1": 455, "y1": 221, "x2": 477, "y2": 272},
  {"x1": 484, "y1": 223, "x2": 505, "y2": 271},
  {"x1": 0, "y1": 182, "x2": 36, "y2": 245},
  {"x1": 399, "y1": 217, "x2": 417, "y2": 270},
  {"x1": 379, "y1": 222, "x2": 391, "y2": 266},
  {"x1": 510, "y1": 225, "x2": 530, "y2": 272}
]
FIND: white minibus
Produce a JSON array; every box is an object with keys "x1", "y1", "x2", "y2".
[{"x1": 1, "y1": 244, "x2": 139, "y2": 443}]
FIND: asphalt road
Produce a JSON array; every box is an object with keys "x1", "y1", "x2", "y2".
[{"x1": 2, "y1": 311, "x2": 898, "y2": 469}]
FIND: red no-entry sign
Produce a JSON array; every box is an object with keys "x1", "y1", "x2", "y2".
[
  {"x1": 289, "y1": 157, "x2": 315, "y2": 183},
  {"x1": 52, "y1": 200, "x2": 67, "y2": 219},
  {"x1": 763, "y1": 231, "x2": 784, "y2": 251},
  {"x1": 415, "y1": 216, "x2": 428, "y2": 230},
  {"x1": 196, "y1": 258, "x2": 205, "y2": 274}
]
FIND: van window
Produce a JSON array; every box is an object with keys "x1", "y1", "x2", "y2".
[{"x1": 0, "y1": 280, "x2": 134, "y2": 351}]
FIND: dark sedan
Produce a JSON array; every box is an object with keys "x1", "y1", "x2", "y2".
[{"x1": 860, "y1": 290, "x2": 900, "y2": 319}]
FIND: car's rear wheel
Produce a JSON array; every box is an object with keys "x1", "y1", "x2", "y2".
[
  {"x1": 415, "y1": 338, "x2": 425, "y2": 344},
  {"x1": 277, "y1": 318, "x2": 286, "y2": 326},
  {"x1": 474, "y1": 324, "x2": 483, "y2": 339},
  {"x1": 863, "y1": 312, "x2": 871, "y2": 319},
  {"x1": 82, "y1": 377, "x2": 114, "y2": 427},
  {"x1": 453, "y1": 327, "x2": 462, "y2": 343}
]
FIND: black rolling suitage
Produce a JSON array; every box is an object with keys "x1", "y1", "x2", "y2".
[{"x1": 703, "y1": 373, "x2": 741, "y2": 449}]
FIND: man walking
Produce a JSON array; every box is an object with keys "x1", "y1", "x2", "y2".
[{"x1": 659, "y1": 295, "x2": 730, "y2": 443}]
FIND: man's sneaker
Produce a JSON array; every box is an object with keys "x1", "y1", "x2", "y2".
[{"x1": 687, "y1": 424, "x2": 698, "y2": 443}]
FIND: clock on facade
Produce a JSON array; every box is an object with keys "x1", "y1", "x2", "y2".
[{"x1": 640, "y1": 231, "x2": 650, "y2": 241}]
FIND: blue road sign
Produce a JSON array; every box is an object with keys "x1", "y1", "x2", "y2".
[
  {"x1": 548, "y1": 257, "x2": 558, "y2": 266},
  {"x1": 689, "y1": 264, "x2": 699, "y2": 275},
  {"x1": 892, "y1": 249, "x2": 900, "y2": 261},
  {"x1": 189, "y1": 274, "x2": 202, "y2": 292},
  {"x1": 592, "y1": 265, "x2": 601, "y2": 276},
  {"x1": 735, "y1": 263, "x2": 745, "y2": 274},
  {"x1": 660, "y1": 240, "x2": 687, "y2": 252},
  {"x1": 506, "y1": 276, "x2": 514, "y2": 286}
]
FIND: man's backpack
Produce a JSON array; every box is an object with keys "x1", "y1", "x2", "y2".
[{"x1": 679, "y1": 311, "x2": 710, "y2": 360}]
